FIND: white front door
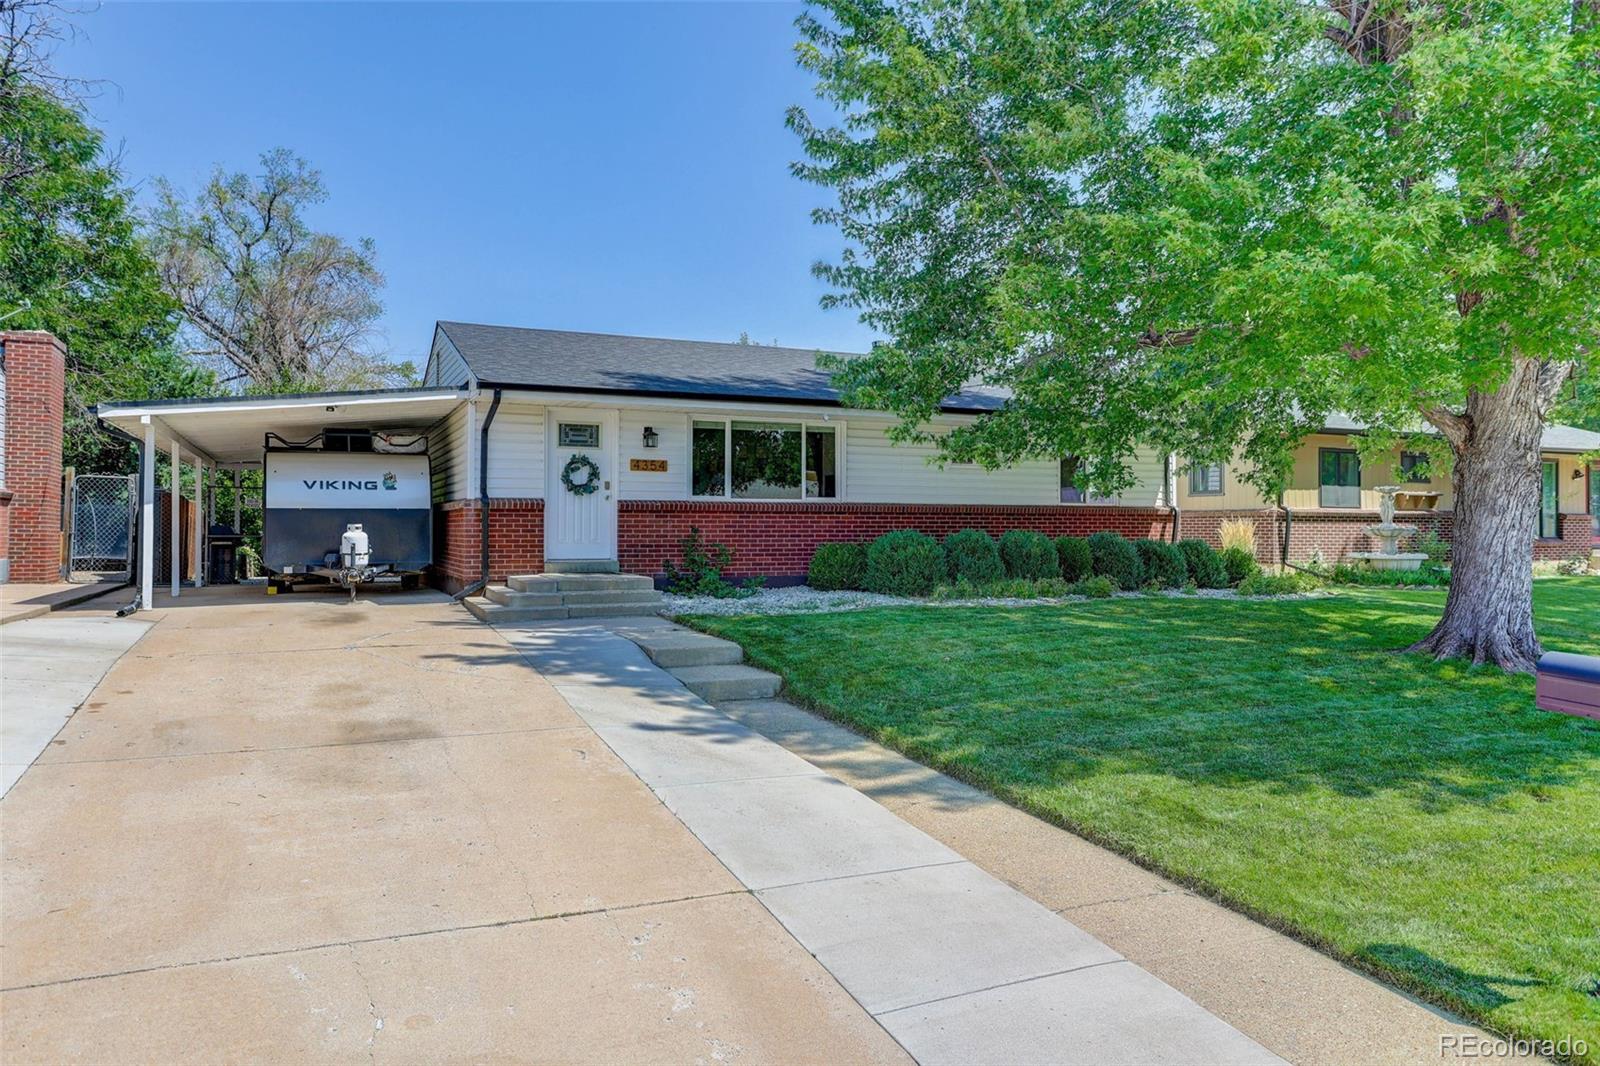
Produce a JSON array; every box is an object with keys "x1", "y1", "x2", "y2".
[{"x1": 545, "y1": 409, "x2": 618, "y2": 561}]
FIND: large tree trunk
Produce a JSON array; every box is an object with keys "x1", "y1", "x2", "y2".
[{"x1": 1411, "y1": 361, "x2": 1563, "y2": 672}]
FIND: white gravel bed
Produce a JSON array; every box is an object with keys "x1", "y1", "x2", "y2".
[{"x1": 661, "y1": 584, "x2": 1326, "y2": 617}]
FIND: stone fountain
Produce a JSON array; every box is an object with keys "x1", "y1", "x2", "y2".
[{"x1": 1346, "y1": 485, "x2": 1428, "y2": 571}]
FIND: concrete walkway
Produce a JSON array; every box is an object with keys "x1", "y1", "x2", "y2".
[
  {"x1": 1, "y1": 612, "x2": 150, "y2": 794},
  {"x1": 502, "y1": 616, "x2": 1283, "y2": 1065},
  {"x1": 1, "y1": 587, "x2": 906, "y2": 1064}
]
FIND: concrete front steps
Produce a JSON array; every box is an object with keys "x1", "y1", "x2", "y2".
[
  {"x1": 627, "y1": 626, "x2": 782, "y2": 702},
  {"x1": 464, "y1": 571, "x2": 663, "y2": 623}
]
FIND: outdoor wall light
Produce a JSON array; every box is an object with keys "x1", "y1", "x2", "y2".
[{"x1": 642, "y1": 426, "x2": 659, "y2": 448}]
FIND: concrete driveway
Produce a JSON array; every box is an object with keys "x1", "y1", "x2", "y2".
[{"x1": 0, "y1": 586, "x2": 905, "y2": 1064}]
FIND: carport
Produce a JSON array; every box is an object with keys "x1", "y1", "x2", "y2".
[{"x1": 97, "y1": 388, "x2": 466, "y2": 610}]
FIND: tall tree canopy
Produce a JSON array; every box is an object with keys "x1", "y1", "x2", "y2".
[
  {"x1": 151, "y1": 149, "x2": 414, "y2": 392},
  {"x1": 1, "y1": 0, "x2": 212, "y2": 473},
  {"x1": 791, "y1": 0, "x2": 1600, "y2": 671}
]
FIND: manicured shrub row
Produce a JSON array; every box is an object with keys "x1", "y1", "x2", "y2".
[{"x1": 805, "y1": 529, "x2": 1270, "y2": 597}]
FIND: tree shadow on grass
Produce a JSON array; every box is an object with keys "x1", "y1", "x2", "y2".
[{"x1": 1363, "y1": 943, "x2": 1545, "y2": 1012}]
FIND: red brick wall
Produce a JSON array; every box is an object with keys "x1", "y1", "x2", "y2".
[
  {"x1": 618, "y1": 500, "x2": 1174, "y2": 580},
  {"x1": 2, "y1": 331, "x2": 66, "y2": 583},
  {"x1": 433, "y1": 498, "x2": 543, "y2": 590},
  {"x1": 1535, "y1": 513, "x2": 1593, "y2": 563}
]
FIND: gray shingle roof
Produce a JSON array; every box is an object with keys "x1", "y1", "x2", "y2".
[
  {"x1": 433, "y1": 321, "x2": 1006, "y2": 412},
  {"x1": 1318, "y1": 412, "x2": 1600, "y2": 453}
]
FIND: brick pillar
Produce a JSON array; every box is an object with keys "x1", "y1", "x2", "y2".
[{"x1": 1, "y1": 331, "x2": 67, "y2": 583}]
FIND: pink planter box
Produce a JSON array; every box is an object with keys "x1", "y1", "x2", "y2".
[{"x1": 1536, "y1": 653, "x2": 1600, "y2": 721}]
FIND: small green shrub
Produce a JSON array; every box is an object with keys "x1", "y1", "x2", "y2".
[
  {"x1": 1330, "y1": 563, "x2": 1451, "y2": 588},
  {"x1": 1218, "y1": 546, "x2": 1260, "y2": 586},
  {"x1": 1413, "y1": 530, "x2": 1450, "y2": 564},
  {"x1": 663, "y1": 526, "x2": 757, "y2": 598},
  {"x1": 1056, "y1": 536, "x2": 1093, "y2": 581},
  {"x1": 863, "y1": 529, "x2": 946, "y2": 596},
  {"x1": 943, "y1": 528, "x2": 1005, "y2": 584},
  {"x1": 1177, "y1": 539, "x2": 1228, "y2": 589},
  {"x1": 999, "y1": 529, "x2": 1059, "y2": 579},
  {"x1": 1237, "y1": 571, "x2": 1322, "y2": 596},
  {"x1": 807, "y1": 542, "x2": 867, "y2": 591},
  {"x1": 1087, "y1": 531, "x2": 1143, "y2": 590},
  {"x1": 1075, "y1": 575, "x2": 1116, "y2": 598},
  {"x1": 1135, "y1": 538, "x2": 1188, "y2": 588}
]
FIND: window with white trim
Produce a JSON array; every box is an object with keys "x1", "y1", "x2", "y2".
[{"x1": 691, "y1": 418, "x2": 838, "y2": 499}]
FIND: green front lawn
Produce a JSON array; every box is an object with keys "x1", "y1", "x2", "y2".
[{"x1": 688, "y1": 580, "x2": 1600, "y2": 1055}]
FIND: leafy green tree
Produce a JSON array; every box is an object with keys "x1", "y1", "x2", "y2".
[
  {"x1": 791, "y1": 0, "x2": 1600, "y2": 671},
  {"x1": 1, "y1": 88, "x2": 211, "y2": 473},
  {"x1": 151, "y1": 150, "x2": 413, "y2": 392}
]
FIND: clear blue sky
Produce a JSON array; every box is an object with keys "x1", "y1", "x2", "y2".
[{"x1": 58, "y1": 2, "x2": 874, "y2": 368}]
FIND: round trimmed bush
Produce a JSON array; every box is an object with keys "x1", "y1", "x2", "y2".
[
  {"x1": 943, "y1": 528, "x2": 1004, "y2": 584},
  {"x1": 1218, "y1": 545, "x2": 1260, "y2": 586},
  {"x1": 1135, "y1": 538, "x2": 1187, "y2": 588},
  {"x1": 1087, "y1": 530, "x2": 1143, "y2": 590},
  {"x1": 1056, "y1": 536, "x2": 1093, "y2": 581},
  {"x1": 1178, "y1": 539, "x2": 1228, "y2": 589},
  {"x1": 863, "y1": 530, "x2": 946, "y2": 596},
  {"x1": 807, "y1": 542, "x2": 867, "y2": 591},
  {"x1": 999, "y1": 529, "x2": 1059, "y2": 580}
]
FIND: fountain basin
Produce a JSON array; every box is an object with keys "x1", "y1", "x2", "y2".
[{"x1": 1347, "y1": 551, "x2": 1429, "y2": 571}]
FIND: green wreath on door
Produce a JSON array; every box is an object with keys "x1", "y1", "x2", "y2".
[{"x1": 561, "y1": 453, "x2": 602, "y2": 496}]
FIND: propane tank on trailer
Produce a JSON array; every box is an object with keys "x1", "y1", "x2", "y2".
[{"x1": 340, "y1": 524, "x2": 371, "y2": 569}]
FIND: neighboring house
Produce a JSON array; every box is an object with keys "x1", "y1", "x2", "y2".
[
  {"x1": 1176, "y1": 416, "x2": 1600, "y2": 565},
  {"x1": 97, "y1": 321, "x2": 1599, "y2": 589}
]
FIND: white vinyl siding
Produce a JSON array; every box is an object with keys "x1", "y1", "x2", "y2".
[
  {"x1": 426, "y1": 333, "x2": 472, "y2": 388},
  {"x1": 620, "y1": 410, "x2": 689, "y2": 500},
  {"x1": 844, "y1": 420, "x2": 1058, "y2": 504},
  {"x1": 487, "y1": 403, "x2": 545, "y2": 497},
  {"x1": 1093, "y1": 451, "x2": 1167, "y2": 507},
  {"x1": 429, "y1": 404, "x2": 470, "y2": 502}
]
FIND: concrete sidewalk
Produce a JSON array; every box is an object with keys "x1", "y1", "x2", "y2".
[
  {"x1": 503, "y1": 617, "x2": 1283, "y2": 1066},
  {"x1": 1, "y1": 613, "x2": 150, "y2": 794}
]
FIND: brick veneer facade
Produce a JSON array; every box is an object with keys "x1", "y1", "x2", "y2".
[
  {"x1": 431, "y1": 497, "x2": 1173, "y2": 586},
  {"x1": 621, "y1": 501, "x2": 1172, "y2": 581},
  {"x1": 2, "y1": 331, "x2": 66, "y2": 583},
  {"x1": 1182, "y1": 506, "x2": 1591, "y2": 565},
  {"x1": 433, "y1": 498, "x2": 544, "y2": 590}
]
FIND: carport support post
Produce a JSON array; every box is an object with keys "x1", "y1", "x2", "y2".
[
  {"x1": 140, "y1": 419, "x2": 155, "y2": 609},
  {"x1": 193, "y1": 454, "x2": 205, "y2": 588},
  {"x1": 170, "y1": 438, "x2": 181, "y2": 598},
  {"x1": 232, "y1": 469, "x2": 240, "y2": 533}
]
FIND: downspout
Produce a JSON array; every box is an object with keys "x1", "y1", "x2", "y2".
[
  {"x1": 1165, "y1": 454, "x2": 1180, "y2": 543},
  {"x1": 453, "y1": 389, "x2": 502, "y2": 601},
  {"x1": 1279, "y1": 490, "x2": 1294, "y2": 570}
]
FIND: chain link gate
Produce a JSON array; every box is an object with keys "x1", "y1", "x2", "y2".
[{"x1": 69, "y1": 473, "x2": 136, "y2": 578}]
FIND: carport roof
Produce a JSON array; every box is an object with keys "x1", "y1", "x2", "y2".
[{"x1": 96, "y1": 387, "x2": 467, "y2": 465}]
